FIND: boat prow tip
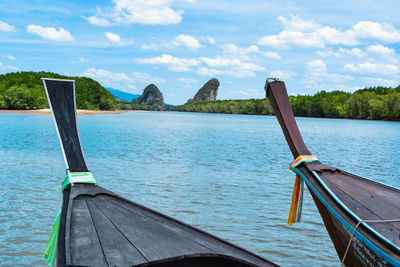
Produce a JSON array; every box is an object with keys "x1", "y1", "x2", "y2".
[{"x1": 264, "y1": 78, "x2": 285, "y2": 98}]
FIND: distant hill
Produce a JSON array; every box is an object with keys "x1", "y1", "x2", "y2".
[
  {"x1": 134, "y1": 84, "x2": 164, "y2": 110},
  {"x1": 186, "y1": 78, "x2": 219, "y2": 104},
  {"x1": 0, "y1": 71, "x2": 116, "y2": 110},
  {"x1": 105, "y1": 87, "x2": 140, "y2": 102}
]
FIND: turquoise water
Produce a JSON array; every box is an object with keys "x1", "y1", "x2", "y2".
[{"x1": 0, "y1": 111, "x2": 399, "y2": 266}]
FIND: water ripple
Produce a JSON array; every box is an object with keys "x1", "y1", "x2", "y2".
[{"x1": 0, "y1": 112, "x2": 399, "y2": 266}]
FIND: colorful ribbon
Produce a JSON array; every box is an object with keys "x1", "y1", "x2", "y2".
[
  {"x1": 288, "y1": 155, "x2": 318, "y2": 225},
  {"x1": 44, "y1": 210, "x2": 61, "y2": 265},
  {"x1": 44, "y1": 171, "x2": 96, "y2": 265}
]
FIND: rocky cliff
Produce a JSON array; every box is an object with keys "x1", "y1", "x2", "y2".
[
  {"x1": 135, "y1": 84, "x2": 164, "y2": 110},
  {"x1": 192, "y1": 78, "x2": 219, "y2": 103}
]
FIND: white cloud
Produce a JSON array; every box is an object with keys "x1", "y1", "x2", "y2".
[
  {"x1": 259, "y1": 27, "x2": 326, "y2": 48},
  {"x1": 196, "y1": 67, "x2": 223, "y2": 76},
  {"x1": 0, "y1": 61, "x2": 3, "y2": 67},
  {"x1": 81, "y1": 67, "x2": 131, "y2": 86},
  {"x1": 305, "y1": 59, "x2": 353, "y2": 90},
  {"x1": 364, "y1": 77, "x2": 397, "y2": 87},
  {"x1": 132, "y1": 71, "x2": 165, "y2": 84},
  {"x1": 79, "y1": 57, "x2": 88, "y2": 63},
  {"x1": 174, "y1": 34, "x2": 202, "y2": 50},
  {"x1": 268, "y1": 70, "x2": 296, "y2": 80},
  {"x1": 135, "y1": 54, "x2": 199, "y2": 72},
  {"x1": 105, "y1": 32, "x2": 122, "y2": 44},
  {"x1": 0, "y1": 21, "x2": 14, "y2": 32},
  {"x1": 200, "y1": 56, "x2": 263, "y2": 70},
  {"x1": 221, "y1": 44, "x2": 258, "y2": 60},
  {"x1": 88, "y1": 0, "x2": 190, "y2": 26},
  {"x1": 318, "y1": 45, "x2": 395, "y2": 60},
  {"x1": 81, "y1": 68, "x2": 165, "y2": 87},
  {"x1": 7, "y1": 55, "x2": 16, "y2": 60},
  {"x1": 72, "y1": 57, "x2": 88, "y2": 64},
  {"x1": 141, "y1": 35, "x2": 203, "y2": 51},
  {"x1": 197, "y1": 61, "x2": 264, "y2": 78},
  {"x1": 307, "y1": 59, "x2": 327, "y2": 73},
  {"x1": 338, "y1": 47, "x2": 367, "y2": 57},
  {"x1": 263, "y1": 51, "x2": 281, "y2": 59},
  {"x1": 258, "y1": 15, "x2": 400, "y2": 48},
  {"x1": 7, "y1": 66, "x2": 18, "y2": 71},
  {"x1": 27, "y1": 25, "x2": 74, "y2": 42},
  {"x1": 317, "y1": 49, "x2": 340, "y2": 57},
  {"x1": 84, "y1": 16, "x2": 111, "y2": 27},
  {"x1": 366, "y1": 45, "x2": 395, "y2": 56},
  {"x1": 344, "y1": 61, "x2": 399, "y2": 75},
  {"x1": 366, "y1": 45, "x2": 397, "y2": 63},
  {"x1": 317, "y1": 47, "x2": 367, "y2": 58},
  {"x1": 105, "y1": 32, "x2": 133, "y2": 46},
  {"x1": 206, "y1": 36, "x2": 216, "y2": 45},
  {"x1": 200, "y1": 56, "x2": 264, "y2": 74},
  {"x1": 351, "y1": 21, "x2": 400, "y2": 43},
  {"x1": 136, "y1": 43, "x2": 265, "y2": 78},
  {"x1": 199, "y1": 56, "x2": 232, "y2": 67},
  {"x1": 195, "y1": 44, "x2": 264, "y2": 78},
  {"x1": 278, "y1": 15, "x2": 319, "y2": 32}
]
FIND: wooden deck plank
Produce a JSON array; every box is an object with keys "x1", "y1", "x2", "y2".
[
  {"x1": 64, "y1": 187, "x2": 275, "y2": 267},
  {"x1": 319, "y1": 172, "x2": 400, "y2": 246},
  {"x1": 321, "y1": 177, "x2": 400, "y2": 245},
  {"x1": 320, "y1": 171, "x2": 400, "y2": 217},
  {"x1": 97, "y1": 195, "x2": 274, "y2": 267},
  {"x1": 93, "y1": 196, "x2": 213, "y2": 260},
  {"x1": 69, "y1": 198, "x2": 108, "y2": 266},
  {"x1": 85, "y1": 199, "x2": 147, "y2": 266}
]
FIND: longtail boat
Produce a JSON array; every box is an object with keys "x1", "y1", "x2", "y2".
[
  {"x1": 42, "y1": 78, "x2": 278, "y2": 267},
  {"x1": 266, "y1": 79, "x2": 400, "y2": 266}
]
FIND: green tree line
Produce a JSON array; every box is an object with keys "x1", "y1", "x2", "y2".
[
  {"x1": 118, "y1": 101, "x2": 158, "y2": 111},
  {"x1": 167, "y1": 99, "x2": 273, "y2": 115},
  {"x1": 173, "y1": 86, "x2": 400, "y2": 120},
  {"x1": 0, "y1": 71, "x2": 116, "y2": 110}
]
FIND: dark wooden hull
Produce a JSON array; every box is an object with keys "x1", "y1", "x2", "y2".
[
  {"x1": 298, "y1": 163, "x2": 400, "y2": 266},
  {"x1": 56, "y1": 183, "x2": 277, "y2": 267}
]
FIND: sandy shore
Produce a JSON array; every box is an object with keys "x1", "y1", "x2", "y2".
[{"x1": 0, "y1": 109, "x2": 141, "y2": 116}]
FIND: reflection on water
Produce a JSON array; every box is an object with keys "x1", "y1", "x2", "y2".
[{"x1": 0, "y1": 112, "x2": 399, "y2": 266}]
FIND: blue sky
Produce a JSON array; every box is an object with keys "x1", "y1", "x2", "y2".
[{"x1": 1, "y1": 0, "x2": 400, "y2": 104}]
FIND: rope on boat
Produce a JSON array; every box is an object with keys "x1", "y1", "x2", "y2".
[
  {"x1": 44, "y1": 171, "x2": 96, "y2": 266},
  {"x1": 340, "y1": 218, "x2": 400, "y2": 266},
  {"x1": 288, "y1": 155, "x2": 318, "y2": 225}
]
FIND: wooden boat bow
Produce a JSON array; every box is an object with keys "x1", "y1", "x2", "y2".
[
  {"x1": 265, "y1": 79, "x2": 311, "y2": 158},
  {"x1": 266, "y1": 79, "x2": 400, "y2": 266},
  {"x1": 42, "y1": 78, "x2": 278, "y2": 267}
]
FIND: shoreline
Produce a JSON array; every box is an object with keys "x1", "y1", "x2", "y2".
[
  {"x1": 2, "y1": 109, "x2": 398, "y2": 122},
  {"x1": 169, "y1": 110, "x2": 400, "y2": 122},
  {"x1": 0, "y1": 109, "x2": 144, "y2": 116}
]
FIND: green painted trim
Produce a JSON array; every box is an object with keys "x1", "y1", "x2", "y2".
[
  {"x1": 266, "y1": 78, "x2": 283, "y2": 84},
  {"x1": 62, "y1": 171, "x2": 96, "y2": 191}
]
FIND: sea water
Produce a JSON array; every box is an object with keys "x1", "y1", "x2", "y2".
[{"x1": 0, "y1": 111, "x2": 399, "y2": 266}]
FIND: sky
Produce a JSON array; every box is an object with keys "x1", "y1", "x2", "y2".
[{"x1": 1, "y1": 0, "x2": 400, "y2": 104}]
